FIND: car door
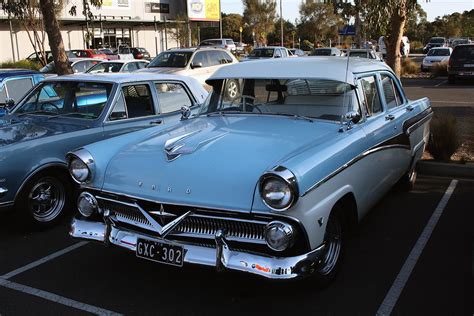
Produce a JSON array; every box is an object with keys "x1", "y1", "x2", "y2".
[
  {"x1": 102, "y1": 82, "x2": 164, "y2": 138},
  {"x1": 357, "y1": 73, "x2": 405, "y2": 204}
]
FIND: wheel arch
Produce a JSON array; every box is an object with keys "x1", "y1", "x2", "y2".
[{"x1": 331, "y1": 192, "x2": 359, "y2": 235}]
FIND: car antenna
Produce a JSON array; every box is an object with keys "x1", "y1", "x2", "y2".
[{"x1": 339, "y1": 52, "x2": 351, "y2": 132}]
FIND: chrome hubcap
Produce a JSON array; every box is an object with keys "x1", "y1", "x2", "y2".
[
  {"x1": 28, "y1": 177, "x2": 65, "y2": 222},
  {"x1": 317, "y1": 215, "x2": 342, "y2": 275},
  {"x1": 227, "y1": 81, "x2": 238, "y2": 98}
]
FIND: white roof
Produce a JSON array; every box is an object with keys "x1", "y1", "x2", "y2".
[{"x1": 207, "y1": 57, "x2": 393, "y2": 86}]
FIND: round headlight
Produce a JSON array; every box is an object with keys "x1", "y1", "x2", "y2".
[
  {"x1": 69, "y1": 158, "x2": 90, "y2": 183},
  {"x1": 77, "y1": 192, "x2": 99, "y2": 217},
  {"x1": 260, "y1": 176, "x2": 295, "y2": 211},
  {"x1": 265, "y1": 221, "x2": 294, "y2": 252}
]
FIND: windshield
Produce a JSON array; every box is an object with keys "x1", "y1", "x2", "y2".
[
  {"x1": 87, "y1": 62, "x2": 122, "y2": 73},
  {"x1": 13, "y1": 81, "x2": 113, "y2": 119},
  {"x1": 427, "y1": 49, "x2": 450, "y2": 56},
  {"x1": 430, "y1": 38, "x2": 445, "y2": 44},
  {"x1": 200, "y1": 78, "x2": 358, "y2": 121},
  {"x1": 349, "y1": 51, "x2": 369, "y2": 58},
  {"x1": 148, "y1": 51, "x2": 193, "y2": 68},
  {"x1": 311, "y1": 49, "x2": 331, "y2": 56},
  {"x1": 249, "y1": 49, "x2": 274, "y2": 58}
]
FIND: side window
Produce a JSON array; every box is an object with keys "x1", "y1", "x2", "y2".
[
  {"x1": 359, "y1": 76, "x2": 382, "y2": 116},
  {"x1": 123, "y1": 62, "x2": 138, "y2": 72},
  {"x1": 208, "y1": 51, "x2": 229, "y2": 66},
  {"x1": 155, "y1": 82, "x2": 192, "y2": 114},
  {"x1": 137, "y1": 62, "x2": 147, "y2": 69},
  {"x1": 121, "y1": 84, "x2": 155, "y2": 119},
  {"x1": 5, "y1": 78, "x2": 33, "y2": 102},
  {"x1": 72, "y1": 61, "x2": 88, "y2": 73},
  {"x1": 381, "y1": 74, "x2": 403, "y2": 109},
  {"x1": 192, "y1": 51, "x2": 210, "y2": 67},
  {"x1": 274, "y1": 49, "x2": 282, "y2": 58},
  {"x1": 223, "y1": 51, "x2": 233, "y2": 63}
]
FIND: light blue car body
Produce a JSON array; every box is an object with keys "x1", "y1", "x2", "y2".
[{"x1": 0, "y1": 73, "x2": 207, "y2": 210}]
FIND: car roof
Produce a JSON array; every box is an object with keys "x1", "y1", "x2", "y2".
[
  {"x1": 42, "y1": 72, "x2": 200, "y2": 84},
  {"x1": 207, "y1": 57, "x2": 392, "y2": 86}
]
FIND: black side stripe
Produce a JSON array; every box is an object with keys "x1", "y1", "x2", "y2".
[{"x1": 403, "y1": 107, "x2": 433, "y2": 135}]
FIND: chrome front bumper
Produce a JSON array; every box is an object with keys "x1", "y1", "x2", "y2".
[{"x1": 70, "y1": 217, "x2": 325, "y2": 279}]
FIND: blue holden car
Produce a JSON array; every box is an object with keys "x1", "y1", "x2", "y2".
[
  {"x1": 68, "y1": 58, "x2": 432, "y2": 283},
  {"x1": 0, "y1": 69, "x2": 45, "y2": 116},
  {"x1": 0, "y1": 73, "x2": 208, "y2": 228}
]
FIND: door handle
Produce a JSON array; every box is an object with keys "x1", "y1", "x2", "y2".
[
  {"x1": 149, "y1": 120, "x2": 163, "y2": 125},
  {"x1": 406, "y1": 105, "x2": 414, "y2": 111},
  {"x1": 385, "y1": 114, "x2": 395, "y2": 121}
]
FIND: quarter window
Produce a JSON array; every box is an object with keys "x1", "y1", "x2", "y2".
[
  {"x1": 155, "y1": 83, "x2": 192, "y2": 114},
  {"x1": 359, "y1": 76, "x2": 382, "y2": 115},
  {"x1": 381, "y1": 74, "x2": 403, "y2": 109}
]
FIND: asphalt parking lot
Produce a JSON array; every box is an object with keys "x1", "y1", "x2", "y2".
[
  {"x1": 1, "y1": 78, "x2": 473, "y2": 315},
  {"x1": 0, "y1": 175, "x2": 472, "y2": 316}
]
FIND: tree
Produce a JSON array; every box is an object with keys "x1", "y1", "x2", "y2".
[
  {"x1": 268, "y1": 18, "x2": 296, "y2": 46},
  {"x1": 0, "y1": 0, "x2": 64, "y2": 66},
  {"x1": 222, "y1": 13, "x2": 243, "y2": 41},
  {"x1": 243, "y1": 0, "x2": 276, "y2": 46},
  {"x1": 298, "y1": 2, "x2": 343, "y2": 46}
]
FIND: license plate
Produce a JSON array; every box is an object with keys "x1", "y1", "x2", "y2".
[
  {"x1": 464, "y1": 64, "x2": 474, "y2": 67},
  {"x1": 460, "y1": 72, "x2": 473, "y2": 76},
  {"x1": 136, "y1": 238, "x2": 184, "y2": 267}
]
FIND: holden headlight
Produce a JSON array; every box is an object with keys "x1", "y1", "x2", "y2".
[
  {"x1": 77, "y1": 191, "x2": 99, "y2": 217},
  {"x1": 67, "y1": 148, "x2": 95, "y2": 184},
  {"x1": 259, "y1": 166, "x2": 298, "y2": 211}
]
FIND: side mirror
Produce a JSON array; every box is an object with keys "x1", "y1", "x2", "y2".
[
  {"x1": 191, "y1": 62, "x2": 203, "y2": 69},
  {"x1": 345, "y1": 111, "x2": 361, "y2": 124},
  {"x1": 6, "y1": 98, "x2": 15, "y2": 107},
  {"x1": 180, "y1": 105, "x2": 191, "y2": 120}
]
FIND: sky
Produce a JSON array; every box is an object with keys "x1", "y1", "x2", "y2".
[{"x1": 221, "y1": 0, "x2": 474, "y2": 23}]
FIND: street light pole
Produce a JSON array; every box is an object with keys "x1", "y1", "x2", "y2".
[
  {"x1": 219, "y1": 0, "x2": 223, "y2": 39},
  {"x1": 280, "y1": 0, "x2": 283, "y2": 46}
]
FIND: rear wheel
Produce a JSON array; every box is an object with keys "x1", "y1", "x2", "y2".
[{"x1": 16, "y1": 171, "x2": 72, "y2": 229}]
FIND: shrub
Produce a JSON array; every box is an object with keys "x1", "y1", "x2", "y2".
[
  {"x1": 401, "y1": 58, "x2": 419, "y2": 75},
  {"x1": 427, "y1": 114, "x2": 461, "y2": 162},
  {"x1": 431, "y1": 61, "x2": 448, "y2": 78},
  {"x1": 0, "y1": 59, "x2": 42, "y2": 71},
  {"x1": 410, "y1": 40, "x2": 424, "y2": 51}
]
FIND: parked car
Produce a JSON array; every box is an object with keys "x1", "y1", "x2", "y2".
[
  {"x1": 421, "y1": 47, "x2": 452, "y2": 72},
  {"x1": 448, "y1": 44, "x2": 474, "y2": 84},
  {"x1": 71, "y1": 49, "x2": 107, "y2": 60},
  {"x1": 310, "y1": 47, "x2": 344, "y2": 56},
  {"x1": 0, "y1": 69, "x2": 45, "y2": 116},
  {"x1": 423, "y1": 37, "x2": 447, "y2": 54},
  {"x1": 27, "y1": 51, "x2": 77, "y2": 64},
  {"x1": 86, "y1": 60, "x2": 149, "y2": 73},
  {"x1": 40, "y1": 58, "x2": 103, "y2": 74},
  {"x1": 0, "y1": 73, "x2": 208, "y2": 228},
  {"x1": 68, "y1": 57, "x2": 431, "y2": 283},
  {"x1": 118, "y1": 47, "x2": 151, "y2": 60},
  {"x1": 450, "y1": 38, "x2": 471, "y2": 48},
  {"x1": 98, "y1": 48, "x2": 134, "y2": 61},
  {"x1": 241, "y1": 46, "x2": 291, "y2": 61},
  {"x1": 139, "y1": 47, "x2": 238, "y2": 88},
  {"x1": 235, "y1": 42, "x2": 248, "y2": 55},
  {"x1": 347, "y1": 49, "x2": 384, "y2": 61},
  {"x1": 289, "y1": 48, "x2": 306, "y2": 57},
  {"x1": 199, "y1": 38, "x2": 236, "y2": 52}
]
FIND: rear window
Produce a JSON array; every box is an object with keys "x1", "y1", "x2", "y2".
[
  {"x1": 430, "y1": 38, "x2": 445, "y2": 43},
  {"x1": 451, "y1": 46, "x2": 474, "y2": 60}
]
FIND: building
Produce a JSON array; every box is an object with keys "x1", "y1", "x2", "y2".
[{"x1": 0, "y1": 0, "x2": 188, "y2": 62}]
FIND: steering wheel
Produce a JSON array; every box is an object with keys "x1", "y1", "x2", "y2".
[{"x1": 40, "y1": 102, "x2": 60, "y2": 113}]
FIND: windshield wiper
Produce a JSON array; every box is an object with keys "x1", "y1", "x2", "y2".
[
  {"x1": 272, "y1": 113, "x2": 314, "y2": 122},
  {"x1": 16, "y1": 110, "x2": 58, "y2": 117}
]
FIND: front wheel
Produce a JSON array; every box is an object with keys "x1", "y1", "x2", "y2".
[
  {"x1": 16, "y1": 171, "x2": 72, "y2": 229},
  {"x1": 225, "y1": 79, "x2": 239, "y2": 100}
]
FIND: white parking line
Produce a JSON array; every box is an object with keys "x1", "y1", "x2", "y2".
[
  {"x1": 376, "y1": 179, "x2": 458, "y2": 316},
  {"x1": 434, "y1": 80, "x2": 447, "y2": 87},
  {"x1": 1, "y1": 241, "x2": 88, "y2": 280},
  {"x1": 0, "y1": 277, "x2": 122, "y2": 315}
]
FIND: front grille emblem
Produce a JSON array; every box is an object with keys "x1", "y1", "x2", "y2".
[{"x1": 136, "y1": 203, "x2": 192, "y2": 237}]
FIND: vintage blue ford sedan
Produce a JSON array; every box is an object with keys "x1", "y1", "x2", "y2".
[
  {"x1": 68, "y1": 58, "x2": 432, "y2": 282},
  {"x1": 0, "y1": 73, "x2": 207, "y2": 228}
]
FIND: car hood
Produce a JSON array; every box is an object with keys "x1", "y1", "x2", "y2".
[
  {"x1": 138, "y1": 67, "x2": 184, "y2": 74},
  {"x1": 0, "y1": 115, "x2": 88, "y2": 147},
  {"x1": 101, "y1": 115, "x2": 336, "y2": 212}
]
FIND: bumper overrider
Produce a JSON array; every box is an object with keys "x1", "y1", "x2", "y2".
[{"x1": 70, "y1": 215, "x2": 325, "y2": 279}]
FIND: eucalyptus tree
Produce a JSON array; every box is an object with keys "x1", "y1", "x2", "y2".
[{"x1": 243, "y1": 0, "x2": 277, "y2": 46}]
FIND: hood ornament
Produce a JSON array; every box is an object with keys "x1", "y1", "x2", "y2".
[{"x1": 163, "y1": 130, "x2": 200, "y2": 162}]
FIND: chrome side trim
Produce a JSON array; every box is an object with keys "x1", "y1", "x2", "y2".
[
  {"x1": 70, "y1": 217, "x2": 325, "y2": 279},
  {"x1": 302, "y1": 144, "x2": 410, "y2": 196}
]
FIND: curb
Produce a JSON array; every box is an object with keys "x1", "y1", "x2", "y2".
[{"x1": 417, "y1": 160, "x2": 474, "y2": 179}]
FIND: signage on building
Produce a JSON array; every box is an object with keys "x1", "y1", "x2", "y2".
[
  {"x1": 187, "y1": 0, "x2": 220, "y2": 22},
  {"x1": 102, "y1": 0, "x2": 130, "y2": 9},
  {"x1": 145, "y1": 2, "x2": 170, "y2": 13}
]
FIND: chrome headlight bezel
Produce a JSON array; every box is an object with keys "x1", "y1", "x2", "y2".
[
  {"x1": 67, "y1": 148, "x2": 95, "y2": 184},
  {"x1": 77, "y1": 191, "x2": 99, "y2": 217},
  {"x1": 259, "y1": 166, "x2": 299, "y2": 211},
  {"x1": 264, "y1": 221, "x2": 295, "y2": 252}
]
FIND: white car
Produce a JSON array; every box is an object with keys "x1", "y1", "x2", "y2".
[
  {"x1": 86, "y1": 60, "x2": 149, "y2": 73},
  {"x1": 40, "y1": 58, "x2": 103, "y2": 74},
  {"x1": 138, "y1": 47, "x2": 238, "y2": 87},
  {"x1": 241, "y1": 46, "x2": 292, "y2": 61},
  {"x1": 199, "y1": 38, "x2": 237, "y2": 52},
  {"x1": 421, "y1": 47, "x2": 452, "y2": 72}
]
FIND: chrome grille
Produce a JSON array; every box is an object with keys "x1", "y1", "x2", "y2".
[{"x1": 98, "y1": 197, "x2": 267, "y2": 244}]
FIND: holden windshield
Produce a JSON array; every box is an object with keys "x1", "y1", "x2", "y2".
[
  {"x1": 200, "y1": 78, "x2": 358, "y2": 122},
  {"x1": 13, "y1": 81, "x2": 112, "y2": 119},
  {"x1": 148, "y1": 52, "x2": 193, "y2": 68}
]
